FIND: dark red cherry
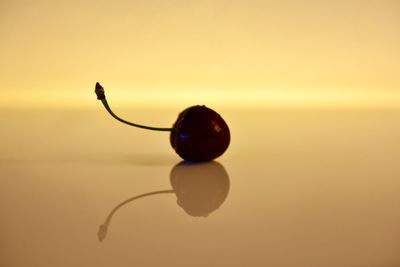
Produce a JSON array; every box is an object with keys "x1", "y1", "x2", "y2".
[
  {"x1": 170, "y1": 106, "x2": 230, "y2": 162},
  {"x1": 95, "y1": 83, "x2": 230, "y2": 161}
]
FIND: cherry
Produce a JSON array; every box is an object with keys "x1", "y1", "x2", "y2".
[{"x1": 95, "y1": 82, "x2": 230, "y2": 161}]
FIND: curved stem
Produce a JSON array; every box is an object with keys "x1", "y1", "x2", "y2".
[
  {"x1": 98, "y1": 189, "x2": 175, "y2": 242},
  {"x1": 95, "y1": 82, "x2": 176, "y2": 132}
]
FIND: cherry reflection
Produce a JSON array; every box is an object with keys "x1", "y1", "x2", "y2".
[{"x1": 98, "y1": 161, "x2": 230, "y2": 242}]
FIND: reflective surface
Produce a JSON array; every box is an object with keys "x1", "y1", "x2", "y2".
[{"x1": 0, "y1": 108, "x2": 400, "y2": 266}]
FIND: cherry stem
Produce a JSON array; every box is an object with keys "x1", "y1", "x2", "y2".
[{"x1": 95, "y1": 82, "x2": 176, "y2": 132}]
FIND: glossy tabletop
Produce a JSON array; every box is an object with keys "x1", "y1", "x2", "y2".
[{"x1": 0, "y1": 108, "x2": 399, "y2": 267}]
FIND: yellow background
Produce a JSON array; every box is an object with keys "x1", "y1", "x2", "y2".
[{"x1": 1, "y1": 0, "x2": 399, "y2": 108}]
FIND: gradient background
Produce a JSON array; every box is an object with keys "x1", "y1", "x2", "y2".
[
  {"x1": 1, "y1": 0, "x2": 399, "y2": 109},
  {"x1": 1, "y1": 1, "x2": 400, "y2": 266}
]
